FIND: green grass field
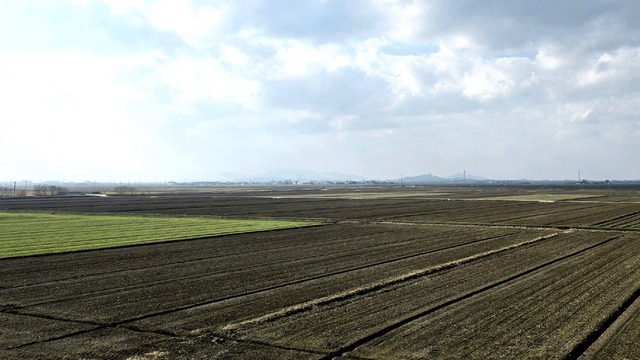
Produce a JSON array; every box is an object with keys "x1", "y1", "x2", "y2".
[{"x1": 0, "y1": 212, "x2": 319, "y2": 259}]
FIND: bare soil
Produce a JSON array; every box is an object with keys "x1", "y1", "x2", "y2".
[{"x1": 1, "y1": 185, "x2": 639, "y2": 359}]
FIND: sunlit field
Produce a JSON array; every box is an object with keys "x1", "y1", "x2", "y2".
[{"x1": 0, "y1": 212, "x2": 318, "y2": 258}]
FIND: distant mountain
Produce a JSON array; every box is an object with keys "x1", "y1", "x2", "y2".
[
  {"x1": 446, "y1": 173, "x2": 488, "y2": 181},
  {"x1": 398, "y1": 174, "x2": 446, "y2": 183},
  {"x1": 399, "y1": 173, "x2": 488, "y2": 183},
  {"x1": 205, "y1": 170, "x2": 490, "y2": 183}
]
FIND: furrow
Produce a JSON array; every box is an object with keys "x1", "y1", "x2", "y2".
[
  {"x1": 1, "y1": 228, "x2": 399, "y2": 293},
  {"x1": 222, "y1": 232, "x2": 558, "y2": 331},
  {"x1": 592, "y1": 210, "x2": 640, "y2": 228},
  {"x1": 80, "y1": 232, "x2": 519, "y2": 328},
  {"x1": 1, "y1": 225, "x2": 386, "y2": 290},
  {"x1": 564, "y1": 287, "x2": 640, "y2": 360},
  {"x1": 5, "y1": 327, "x2": 103, "y2": 351},
  {"x1": 0, "y1": 233, "x2": 514, "y2": 310},
  {"x1": 319, "y1": 235, "x2": 622, "y2": 360}
]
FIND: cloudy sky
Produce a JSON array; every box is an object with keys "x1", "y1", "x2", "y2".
[{"x1": 1, "y1": 0, "x2": 639, "y2": 182}]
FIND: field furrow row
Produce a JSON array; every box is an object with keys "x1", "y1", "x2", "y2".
[
  {"x1": 348, "y1": 234, "x2": 640, "y2": 359},
  {"x1": 5, "y1": 228, "x2": 539, "y2": 326},
  {"x1": 222, "y1": 232, "x2": 617, "y2": 356}
]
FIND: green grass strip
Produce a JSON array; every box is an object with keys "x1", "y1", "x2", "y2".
[{"x1": 0, "y1": 212, "x2": 320, "y2": 259}]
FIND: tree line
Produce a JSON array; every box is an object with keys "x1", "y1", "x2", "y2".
[
  {"x1": 33, "y1": 185, "x2": 68, "y2": 196},
  {"x1": 0, "y1": 184, "x2": 137, "y2": 196},
  {"x1": 0, "y1": 187, "x2": 26, "y2": 197}
]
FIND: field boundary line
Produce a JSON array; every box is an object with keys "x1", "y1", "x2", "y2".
[
  {"x1": 1, "y1": 308, "x2": 183, "y2": 350},
  {"x1": 4, "y1": 327, "x2": 104, "y2": 351},
  {"x1": 340, "y1": 219, "x2": 638, "y2": 233},
  {"x1": 564, "y1": 286, "x2": 640, "y2": 360},
  {"x1": 1, "y1": 310, "x2": 115, "y2": 350},
  {"x1": 221, "y1": 232, "x2": 560, "y2": 332},
  {"x1": 591, "y1": 210, "x2": 640, "y2": 228}
]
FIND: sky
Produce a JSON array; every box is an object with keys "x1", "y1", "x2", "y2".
[{"x1": 1, "y1": 0, "x2": 640, "y2": 182}]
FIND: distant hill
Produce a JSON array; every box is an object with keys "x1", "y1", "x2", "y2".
[
  {"x1": 206, "y1": 170, "x2": 492, "y2": 184},
  {"x1": 399, "y1": 173, "x2": 487, "y2": 183},
  {"x1": 399, "y1": 174, "x2": 446, "y2": 183},
  {"x1": 446, "y1": 172, "x2": 487, "y2": 181}
]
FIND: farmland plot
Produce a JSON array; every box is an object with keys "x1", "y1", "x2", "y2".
[
  {"x1": 220, "y1": 232, "x2": 624, "y2": 355},
  {"x1": 1, "y1": 185, "x2": 639, "y2": 359},
  {"x1": 349, "y1": 234, "x2": 640, "y2": 359},
  {"x1": 0, "y1": 212, "x2": 316, "y2": 258},
  {"x1": 2, "y1": 224, "x2": 542, "y2": 327},
  {"x1": 583, "y1": 288, "x2": 640, "y2": 360}
]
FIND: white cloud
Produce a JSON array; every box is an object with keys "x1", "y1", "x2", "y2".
[
  {"x1": 3, "y1": 0, "x2": 640, "y2": 180},
  {"x1": 577, "y1": 46, "x2": 640, "y2": 87},
  {"x1": 462, "y1": 57, "x2": 536, "y2": 102},
  {"x1": 158, "y1": 57, "x2": 260, "y2": 107},
  {"x1": 329, "y1": 114, "x2": 359, "y2": 131},
  {"x1": 101, "y1": 0, "x2": 228, "y2": 47},
  {"x1": 271, "y1": 41, "x2": 351, "y2": 78},
  {"x1": 376, "y1": 0, "x2": 430, "y2": 42},
  {"x1": 0, "y1": 50, "x2": 180, "y2": 179},
  {"x1": 352, "y1": 38, "x2": 432, "y2": 101},
  {"x1": 535, "y1": 45, "x2": 565, "y2": 70}
]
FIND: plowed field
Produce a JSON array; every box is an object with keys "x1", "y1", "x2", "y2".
[{"x1": 1, "y1": 185, "x2": 639, "y2": 359}]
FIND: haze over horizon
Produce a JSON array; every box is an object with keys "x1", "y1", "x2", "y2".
[{"x1": 1, "y1": 1, "x2": 639, "y2": 182}]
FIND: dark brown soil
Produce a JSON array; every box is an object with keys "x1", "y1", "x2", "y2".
[{"x1": 1, "y1": 185, "x2": 638, "y2": 359}]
